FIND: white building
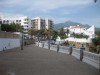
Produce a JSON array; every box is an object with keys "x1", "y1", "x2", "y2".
[
  {"x1": 0, "y1": 16, "x2": 32, "y2": 33},
  {"x1": 64, "y1": 25, "x2": 95, "y2": 39},
  {"x1": 31, "y1": 17, "x2": 53, "y2": 30},
  {"x1": 57, "y1": 25, "x2": 95, "y2": 43}
]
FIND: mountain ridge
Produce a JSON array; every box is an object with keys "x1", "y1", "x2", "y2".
[{"x1": 54, "y1": 21, "x2": 100, "y2": 31}]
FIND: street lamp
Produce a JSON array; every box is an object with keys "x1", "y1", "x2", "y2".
[
  {"x1": 0, "y1": 24, "x2": 1, "y2": 31},
  {"x1": 21, "y1": 26, "x2": 24, "y2": 50}
]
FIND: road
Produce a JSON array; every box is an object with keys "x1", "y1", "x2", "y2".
[{"x1": 0, "y1": 44, "x2": 100, "y2": 75}]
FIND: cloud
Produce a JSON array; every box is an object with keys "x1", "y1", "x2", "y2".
[
  {"x1": 0, "y1": 12, "x2": 24, "y2": 18},
  {"x1": 0, "y1": 0, "x2": 92, "y2": 12},
  {"x1": 0, "y1": 0, "x2": 99, "y2": 27},
  {"x1": 27, "y1": 0, "x2": 92, "y2": 12},
  {"x1": 0, "y1": 0, "x2": 23, "y2": 5}
]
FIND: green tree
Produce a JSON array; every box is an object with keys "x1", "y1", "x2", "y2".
[
  {"x1": 45, "y1": 28, "x2": 53, "y2": 40},
  {"x1": 95, "y1": 31, "x2": 100, "y2": 37},
  {"x1": 72, "y1": 32, "x2": 75, "y2": 38},
  {"x1": 92, "y1": 37, "x2": 100, "y2": 46},
  {"x1": 66, "y1": 29, "x2": 69, "y2": 37},
  {"x1": 28, "y1": 28, "x2": 37, "y2": 36},
  {"x1": 96, "y1": 45, "x2": 100, "y2": 54},
  {"x1": 1, "y1": 23, "x2": 22, "y2": 32},
  {"x1": 52, "y1": 30, "x2": 58, "y2": 42},
  {"x1": 91, "y1": 37, "x2": 100, "y2": 53},
  {"x1": 37, "y1": 29, "x2": 46, "y2": 39},
  {"x1": 59, "y1": 28, "x2": 67, "y2": 40}
]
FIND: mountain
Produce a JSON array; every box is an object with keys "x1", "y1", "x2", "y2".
[
  {"x1": 54, "y1": 20, "x2": 90, "y2": 29},
  {"x1": 53, "y1": 20, "x2": 100, "y2": 31}
]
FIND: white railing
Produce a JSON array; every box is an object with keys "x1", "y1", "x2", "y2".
[
  {"x1": 44, "y1": 43, "x2": 48, "y2": 49},
  {"x1": 35, "y1": 42, "x2": 38, "y2": 46},
  {"x1": 72, "y1": 48, "x2": 80, "y2": 60},
  {"x1": 83, "y1": 51, "x2": 100, "y2": 69},
  {"x1": 35, "y1": 42, "x2": 100, "y2": 69},
  {"x1": 59, "y1": 46, "x2": 69, "y2": 54},
  {"x1": 39, "y1": 43, "x2": 43, "y2": 47},
  {"x1": 50, "y1": 45, "x2": 57, "y2": 51}
]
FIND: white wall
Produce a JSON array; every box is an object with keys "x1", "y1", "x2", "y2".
[
  {"x1": 56, "y1": 37, "x2": 91, "y2": 43},
  {"x1": 0, "y1": 38, "x2": 20, "y2": 51}
]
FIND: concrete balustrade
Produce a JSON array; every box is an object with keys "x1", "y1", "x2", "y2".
[
  {"x1": 39, "y1": 42, "x2": 43, "y2": 47},
  {"x1": 50, "y1": 45, "x2": 57, "y2": 51},
  {"x1": 72, "y1": 48, "x2": 80, "y2": 60},
  {"x1": 35, "y1": 42, "x2": 100, "y2": 69},
  {"x1": 35, "y1": 42, "x2": 38, "y2": 46},
  {"x1": 59, "y1": 46, "x2": 69, "y2": 54},
  {"x1": 44, "y1": 43, "x2": 48, "y2": 49},
  {"x1": 83, "y1": 51, "x2": 100, "y2": 69}
]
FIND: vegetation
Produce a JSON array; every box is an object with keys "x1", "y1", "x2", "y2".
[
  {"x1": 59, "y1": 28, "x2": 67, "y2": 40},
  {"x1": 95, "y1": 31, "x2": 100, "y2": 37},
  {"x1": 1, "y1": 23, "x2": 22, "y2": 32},
  {"x1": 89, "y1": 35, "x2": 100, "y2": 54},
  {"x1": 66, "y1": 29, "x2": 69, "y2": 37},
  {"x1": 71, "y1": 33, "x2": 89, "y2": 39},
  {"x1": 28, "y1": 28, "x2": 36, "y2": 36},
  {"x1": 61, "y1": 40, "x2": 69, "y2": 46},
  {"x1": 88, "y1": 31, "x2": 100, "y2": 54},
  {"x1": 52, "y1": 30, "x2": 58, "y2": 42}
]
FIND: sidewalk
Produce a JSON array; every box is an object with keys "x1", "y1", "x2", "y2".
[{"x1": 0, "y1": 45, "x2": 100, "y2": 75}]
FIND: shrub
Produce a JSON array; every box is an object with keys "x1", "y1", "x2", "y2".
[
  {"x1": 96, "y1": 45, "x2": 100, "y2": 54},
  {"x1": 89, "y1": 46, "x2": 96, "y2": 53}
]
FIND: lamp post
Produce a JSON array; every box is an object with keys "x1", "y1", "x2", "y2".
[
  {"x1": 38, "y1": 33, "x2": 39, "y2": 46},
  {"x1": 0, "y1": 24, "x2": 1, "y2": 31},
  {"x1": 21, "y1": 26, "x2": 24, "y2": 50}
]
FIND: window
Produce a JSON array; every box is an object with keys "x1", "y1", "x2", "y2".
[
  {"x1": 19, "y1": 20, "x2": 21, "y2": 22},
  {"x1": 24, "y1": 18, "x2": 28, "y2": 21},
  {"x1": 16, "y1": 20, "x2": 18, "y2": 22},
  {"x1": 25, "y1": 25, "x2": 28, "y2": 27},
  {"x1": 24, "y1": 22, "x2": 28, "y2": 24},
  {"x1": 3, "y1": 20, "x2": 5, "y2": 22}
]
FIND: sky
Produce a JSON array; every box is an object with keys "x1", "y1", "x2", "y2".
[{"x1": 0, "y1": 0, "x2": 100, "y2": 27}]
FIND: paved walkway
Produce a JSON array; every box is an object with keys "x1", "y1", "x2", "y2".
[{"x1": 0, "y1": 45, "x2": 100, "y2": 75}]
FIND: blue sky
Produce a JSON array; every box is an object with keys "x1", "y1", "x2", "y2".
[{"x1": 0, "y1": 0, "x2": 100, "y2": 27}]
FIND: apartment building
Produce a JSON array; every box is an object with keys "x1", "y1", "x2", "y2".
[
  {"x1": 0, "y1": 16, "x2": 31, "y2": 33},
  {"x1": 31, "y1": 17, "x2": 53, "y2": 30}
]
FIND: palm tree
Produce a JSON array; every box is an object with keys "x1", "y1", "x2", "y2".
[
  {"x1": 45, "y1": 28, "x2": 53, "y2": 40},
  {"x1": 59, "y1": 28, "x2": 67, "y2": 40},
  {"x1": 52, "y1": 30, "x2": 58, "y2": 43}
]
